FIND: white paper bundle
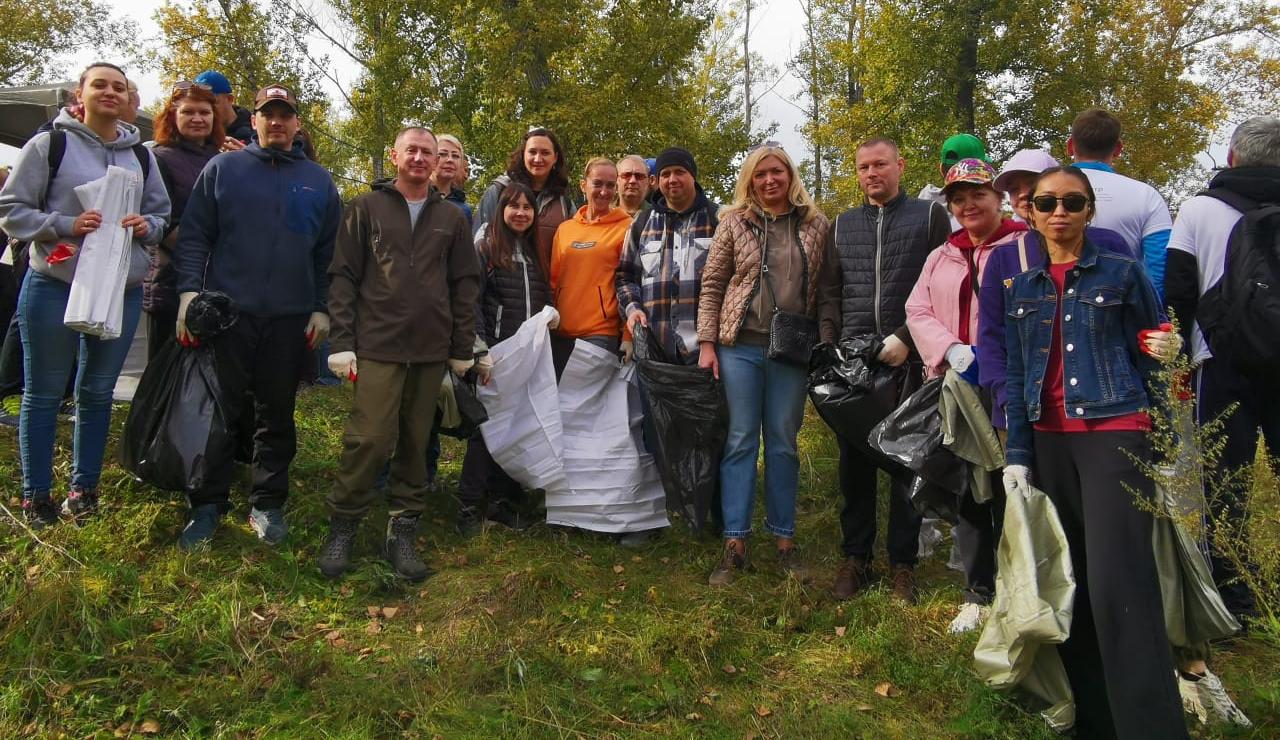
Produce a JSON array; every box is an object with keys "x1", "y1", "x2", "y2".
[{"x1": 64, "y1": 165, "x2": 140, "y2": 338}]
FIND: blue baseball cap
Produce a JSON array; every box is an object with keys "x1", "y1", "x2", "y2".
[
  {"x1": 194, "y1": 70, "x2": 233, "y2": 96},
  {"x1": 645, "y1": 158, "x2": 657, "y2": 176}
]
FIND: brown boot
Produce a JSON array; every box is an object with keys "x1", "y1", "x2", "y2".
[
  {"x1": 831, "y1": 556, "x2": 871, "y2": 600},
  {"x1": 890, "y1": 564, "x2": 917, "y2": 605},
  {"x1": 708, "y1": 539, "x2": 749, "y2": 586}
]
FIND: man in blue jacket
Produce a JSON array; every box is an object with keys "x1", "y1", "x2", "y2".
[{"x1": 173, "y1": 84, "x2": 341, "y2": 550}]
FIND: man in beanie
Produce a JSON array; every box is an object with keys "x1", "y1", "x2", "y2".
[{"x1": 173, "y1": 84, "x2": 341, "y2": 550}]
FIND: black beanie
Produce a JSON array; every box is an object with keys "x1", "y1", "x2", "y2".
[{"x1": 655, "y1": 147, "x2": 697, "y2": 179}]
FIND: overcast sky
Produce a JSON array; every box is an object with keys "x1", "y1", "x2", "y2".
[{"x1": 2, "y1": 0, "x2": 810, "y2": 168}]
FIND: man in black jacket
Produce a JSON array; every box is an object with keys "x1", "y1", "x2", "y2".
[
  {"x1": 818, "y1": 138, "x2": 950, "y2": 603},
  {"x1": 319, "y1": 126, "x2": 480, "y2": 581}
]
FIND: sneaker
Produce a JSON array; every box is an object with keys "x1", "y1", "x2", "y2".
[
  {"x1": 178, "y1": 504, "x2": 222, "y2": 550},
  {"x1": 708, "y1": 541, "x2": 749, "y2": 586},
  {"x1": 890, "y1": 565, "x2": 918, "y2": 605},
  {"x1": 776, "y1": 547, "x2": 811, "y2": 582},
  {"x1": 61, "y1": 488, "x2": 99, "y2": 521},
  {"x1": 948, "y1": 602, "x2": 989, "y2": 634},
  {"x1": 486, "y1": 500, "x2": 534, "y2": 531},
  {"x1": 57, "y1": 399, "x2": 76, "y2": 423},
  {"x1": 0, "y1": 408, "x2": 17, "y2": 429},
  {"x1": 248, "y1": 506, "x2": 288, "y2": 545},
  {"x1": 384, "y1": 516, "x2": 430, "y2": 582},
  {"x1": 831, "y1": 556, "x2": 871, "y2": 601},
  {"x1": 1179, "y1": 668, "x2": 1252, "y2": 727},
  {"x1": 618, "y1": 529, "x2": 658, "y2": 549},
  {"x1": 21, "y1": 497, "x2": 60, "y2": 529},
  {"x1": 318, "y1": 517, "x2": 360, "y2": 579}
]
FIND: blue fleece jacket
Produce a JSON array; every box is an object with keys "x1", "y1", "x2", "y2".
[{"x1": 174, "y1": 142, "x2": 340, "y2": 317}]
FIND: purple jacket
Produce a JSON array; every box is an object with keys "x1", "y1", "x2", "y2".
[{"x1": 977, "y1": 226, "x2": 1134, "y2": 428}]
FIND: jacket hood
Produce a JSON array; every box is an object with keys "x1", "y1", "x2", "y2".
[
  {"x1": 53, "y1": 108, "x2": 141, "y2": 149},
  {"x1": 246, "y1": 140, "x2": 307, "y2": 163},
  {"x1": 651, "y1": 183, "x2": 712, "y2": 217},
  {"x1": 572, "y1": 203, "x2": 631, "y2": 226},
  {"x1": 1209, "y1": 166, "x2": 1280, "y2": 204},
  {"x1": 946, "y1": 218, "x2": 1028, "y2": 250}
]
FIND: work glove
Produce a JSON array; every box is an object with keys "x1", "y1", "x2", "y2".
[
  {"x1": 1138, "y1": 322, "x2": 1181, "y2": 362},
  {"x1": 621, "y1": 339, "x2": 634, "y2": 363},
  {"x1": 548, "y1": 309, "x2": 561, "y2": 330},
  {"x1": 327, "y1": 351, "x2": 357, "y2": 381},
  {"x1": 945, "y1": 343, "x2": 976, "y2": 373},
  {"x1": 306, "y1": 312, "x2": 330, "y2": 349},
  {"x1": 449, "y1": 357, "x2": 475, "y2": 376},
  {"x1": 1002, "y1": 465, "x2": 1032, "y2": 500},
  {"x1": 176, "y1": 291, "x2": 198, "y2": 347},
  {"x1": 475, "y1": 353, "x2": 494, "y2": 385},
  {"x1": 877, "y1": 334, "x2": 909, "y2": 366}
]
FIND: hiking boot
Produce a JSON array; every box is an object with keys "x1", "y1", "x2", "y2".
[
  {"x1": 948, "y1": 602, "x2": 989, "y2": 634},
  {"x1": 248, "y1": 506, "x2": 288, "y2": 545},
  {"x1": 61, "y1": 488, "x2": 99, "y2": 521},
  {"x1": 22, "y1": 497, "x2": 60, "y2": 529},
  {"x1": 1179, "y1": 668, "x2": 1252, "y2": 727},
  {"x1": 831, "y1": 556, "x2": 871, "y2": 600},
  {"x1": 890, "y1": 565, "x2": 918, "y2": 604},
  {"x1": 384, "y1": 516, "x2": 430, "y2": 582},
  {"x1": 708, "y1": 541, "x2": 749, "y2": 586},
  {"x1": 455, "y1": 505, "x2": 485, "y2": 537},
  {"x1": 777, "y1": 547, "x2": 811, "y2": 582},
  {"x1": 178, "y1": 504, "x2": 222, "y2": 550},
  {"x1": 487, "y1": 500, "x2": 534, "y2": 531},
  {"x1": 318, "y1": 517, "x2": 360, "y2": 579}
]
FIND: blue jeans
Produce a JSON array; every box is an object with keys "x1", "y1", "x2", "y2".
[
  {"x1": 717, "y1": 342, "x2": 807, "y2": 539},
  {"x1": 18, "y1": 271, "x2": 141, "y2": 498}
]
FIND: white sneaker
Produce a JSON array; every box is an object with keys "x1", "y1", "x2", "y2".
[
  {"x1": 1179, "y1": 668, "x2": 1251, "y2": 727},
  {"x1": 948, "y1": 602, "x2": 988, "y2": 634}
]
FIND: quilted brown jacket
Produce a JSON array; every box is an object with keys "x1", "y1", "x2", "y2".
[{"x1": 696, "y1": 206, "x2": 831, "y2": 346}]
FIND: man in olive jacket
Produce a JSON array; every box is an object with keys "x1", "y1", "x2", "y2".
[{"x1": 320, "y1": 127, "x2": 480, "y2": 581}]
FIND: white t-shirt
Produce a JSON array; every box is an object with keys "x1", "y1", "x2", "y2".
[
  {"x1": 1166, "y1": 194, "x2": 1244, "y2": 363},
  {"x1": 1079, "y1": 167, "x2": 1173, "y2": 257},
  {"x1": 406, "y1": 198, "x2": 427, "y2": 228}
]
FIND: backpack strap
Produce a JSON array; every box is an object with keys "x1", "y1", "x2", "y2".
[
  {"x1": 1017, "y1": 233, "x2": 1028, "y2": 272},
  {"x1": 132, "y1": 143, "x2": 151, "y2": 182},
  {"x1": 1201, "y1": 187, "x2": 1257, "y2": 215},
  {"x1": 42, "y1": 130, "x2": 67, "y2": 209}
]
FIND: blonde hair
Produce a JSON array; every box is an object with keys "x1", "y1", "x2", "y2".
[
  {"x1": 437, "y1": 133, "x2": 464, "y2": 154},
  {"x1": 724, "y1": 146, "x2": 818, "y2": 222},
  {"x1": 581, "y1": 156, "x2": 616, "y2": 179}
]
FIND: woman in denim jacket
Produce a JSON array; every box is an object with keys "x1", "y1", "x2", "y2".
[{"x1": 1003, "y1": 167, "x2": 1186, "y2": 739}]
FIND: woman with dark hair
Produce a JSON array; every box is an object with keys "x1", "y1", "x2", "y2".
[
  {"x1": 146, "y1": 80, "x2": 225, "y2": 359},
  {"x1": 0, "y1": 62, "x2": 170, "y2": 526},
  {"x1": 1003, "y1": 166, "x2": 1187, "y2": 739},
  {"x1": 457, "y1": 181, "x2": 554, "y2": 532},
  {"x1": 474, "y1": 127, "x2": 576, "y2": 270}
]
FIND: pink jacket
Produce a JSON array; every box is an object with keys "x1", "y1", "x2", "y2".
[{"x1": 906, "y1": 225, "x2": 1026, "y2": 379}]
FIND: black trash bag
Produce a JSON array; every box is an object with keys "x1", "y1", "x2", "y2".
[
  {"x1": 868, "y1": 377, "x2": 968, "y2": 520},
  {"x1": 633, "y1": 326, "x2": 728, "y2": 532},
  {"x1": 907, "y1": 475, "x2": 962, "y2": 524},
  {"x1": 438, "y1": 370, "x2": 489, "y2": 439},
  {"x1": 186, "y1": 290, "x2": 239, "y2": 340},
  {"x1": 808, "y1": 336, "x2": 908, "y2": 473},
  {"x1": 119, "y1": 342, "x2": 235, "y2": 491}
]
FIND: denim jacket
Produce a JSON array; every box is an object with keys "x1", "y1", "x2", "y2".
[{"x1": 1004, "y1": 237, "x2": 1162, "y2": 467}]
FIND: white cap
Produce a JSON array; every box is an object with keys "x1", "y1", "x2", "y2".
[{"x1": 993, "y1": 149, "x2": 1060, "y2": 193}]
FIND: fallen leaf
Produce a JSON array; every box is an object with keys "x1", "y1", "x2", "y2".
[
  {"x1": 660, "y1": 557, "x2": 670, "y2": 564},
  {"x1": 333, "y1": 638, "x2": 349, "y2": 647},
  {"x1": 381, "y1": 606, "x2": 399, "y2": 619},
  {"x1": 699, "y1": 695, "x2": 714, "y2": 705},
  {"x1": 612, "y1": 564, "x2": 625, "y2": 574},
  {"x1": 415, "y1": 624, "x2": 424, "y2": 634},
  {"x1": 722, "y1": 664, "x2": 737, "y2": 674},
  {"x1": 482, "y1": 606, "x2": 495, "y2": 616},
  {"x1": 874, "y1": 682, "x2": 900, "y2": 698},
  {"x1": 685, "y1": 712, "x2": 703, "y2": 721},
  {"x1": 25, "y1": 565, "x2": 40, "y2": 578},
  {"x1": 835, "y1": 626, "x2": 847, "y2": 637},
  {"x1": 325, "y1": 630, "x2": 342, "y2": 642},
  {"x1": 755, "y1": 706, "x2": 773, "y2": 718},
  {"x1": 150, "y1": 619, "x2": 166, "y2": 632},
  {"x1": 339, "y1": 585, "x2": 354, "y2": 597},
  {"x1": 645, "y1": 586, "x2": 658, "y2": 602},
  {"x1": 366, "y1": 606, "x2": 381, "y2": 618}
]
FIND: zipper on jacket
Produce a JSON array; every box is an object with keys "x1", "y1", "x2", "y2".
[
  {"x1": 873, "y1": 206, "x2": 884, "y2": 335},
  {"x1": 496, "y1": 304, "x2": 504, "y2": 334},
  {"x1": 517, "y1": 246, "x2": 532, "y2": 321}
]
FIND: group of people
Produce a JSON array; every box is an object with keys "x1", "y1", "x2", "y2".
[{"x1": 1, "y1": 60, "x2": 1276, "y2": 738}]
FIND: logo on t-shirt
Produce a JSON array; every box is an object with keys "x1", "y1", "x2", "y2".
[{"x1": 570, "y1": 240, "x2": 598, "y2": 250}]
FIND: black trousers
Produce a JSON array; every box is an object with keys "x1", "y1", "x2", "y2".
[
  {"x1": 1196, "y1": 358, "x2": 1276, "y2": 618},
  {"x1": 191, "y1": 313, "x2": 308, "y2": 510},
  {"x1": 1033, "y1": 430, "x2": 1186, "y2": 740},
  {"x1": 458, "y1": 435, "x2": 523, "y2": 511},
  {"x1": 838, "y1": 438, "x2": 922, "y2": 566},
  {"x1": 954, "y1": 470, "x2": 1004, "y2": 604},
  {"x1": 146, "y1": 309, "x2": 177, "y2": 363}
]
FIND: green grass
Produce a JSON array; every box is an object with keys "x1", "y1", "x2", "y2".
[{"x1": 0, "y1": 386, "x2": 1276, "y2": 738}]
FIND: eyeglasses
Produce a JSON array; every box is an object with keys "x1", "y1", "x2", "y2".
[
  {"x1": 172, "y1": 80, "x2": 213, "y2": 94},
  {"x1": 618, "y1": 172, "x2": 647, "y2": 180},
  {"x1": 1031, "y1": 194, "x2": 1091, "y2": 213},
  {"x1": 438, "y1": 152, "x2": 463, "y2": 160}
]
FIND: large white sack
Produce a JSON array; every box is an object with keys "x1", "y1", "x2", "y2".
[{"x1": 65, "y1": 166, "x2": 140, "y2": 338}]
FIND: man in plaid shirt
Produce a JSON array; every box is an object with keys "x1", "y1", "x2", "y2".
[{"x1": 615, "y1": 147, "x2": 720, "y2": 364}]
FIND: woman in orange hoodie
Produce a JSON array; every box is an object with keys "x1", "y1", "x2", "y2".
[{"x1": 549, "y1": 157, "x2": 633, "y2": 374}]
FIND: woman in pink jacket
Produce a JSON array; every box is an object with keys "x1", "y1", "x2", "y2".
[{"x1": 905, "y1": 158, "x2": 1026, "y2": 634}]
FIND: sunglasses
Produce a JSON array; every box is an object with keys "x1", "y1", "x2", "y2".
[
  {"x1": 1032, "y1": 194, "x2": 1091, "y2": 213},
  {"x1": 172, "y1": 80, "x2": 213, "y2": 94}
]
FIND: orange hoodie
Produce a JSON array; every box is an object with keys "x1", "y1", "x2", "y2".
[{"x1": 550, "y1": 205, "x2": 633, "y2": 340}]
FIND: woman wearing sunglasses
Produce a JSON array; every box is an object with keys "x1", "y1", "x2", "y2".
[
  {"x1": 146, "y1": 81, "x2": 225, "y2": 359},
  {"x1": 1003, "y1": 166, "x2": 1187, "y2": 739},
  {"x1": 904, "y1": 158, "x2": 1026, "y2": 630}
]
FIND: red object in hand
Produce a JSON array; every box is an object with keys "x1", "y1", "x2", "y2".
[
  {"x1": 348, "y1": 369, "x2": 357, "y2": 382},
  {"x1": 47, "y1": 243, "x2": 76, "y2": 265},
  {"x1": 1137, "y1": 322, "x2": 1175, "y2": 357},
  {"x1": 1172, "y1": 368, "x2": 1193, "y2": 401}
]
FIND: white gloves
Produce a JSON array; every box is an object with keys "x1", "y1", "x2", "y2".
[
  {"x1": 175, "y1": 291, "x2": 198, "y2": 346},
  {"x1": 328, "y1": 351, "x2": 357, "y2": 381},
  {"x1": 449, "y1": 357, "x2": 475, "y2": 376},
  {"x1": 1003, "y1": 465, "x2": 1032, "y2": 499},
  {"x1": 548, "y1": 309, "x2": 561, "y2": 330},
  {"x1": 621, "y1": 339, "x2": 634, "y2": 363},
  {"x1": 306, "y1": 312, "x2": 330, "y2": 349},
  {"x1": 475, "y1": 353, "x2": 494, "y2": 384},
  {"x1": 1142, "y1": 329, "x2": 1183, "y2": 361},
  {"x1": 945, "y1": 343, "x2": 976, "y2": 373},
  {"x1": 877, "y1": 334, "x2": 909, "y2": 366}
]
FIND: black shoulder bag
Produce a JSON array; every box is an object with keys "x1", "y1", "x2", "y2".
[{"x1": 762, "y1": 217, "x2": 817, "y2": 366}]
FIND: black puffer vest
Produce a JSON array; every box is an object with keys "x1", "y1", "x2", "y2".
[
  {"x1": 477, "y1": 236, "x2": 553, "y2": 345},
  {"x1": 830, "y1": 189, "x2": 943, "y2": 339}
]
